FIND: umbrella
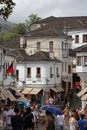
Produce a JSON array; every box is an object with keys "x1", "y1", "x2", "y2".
[{"x1": 41, "y1": 105, "x2": 62, "y2": 115}]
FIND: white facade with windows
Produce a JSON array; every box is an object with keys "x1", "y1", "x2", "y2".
[
  {"x1": 20, "y1": 36, "x2": 72, "y2": 89},
  {"x1": 16, "y1": 61, "x2": 62, "y2": 90},
  {"x1": 68, "y1": 30, "x2": 87, "y2": 49}
]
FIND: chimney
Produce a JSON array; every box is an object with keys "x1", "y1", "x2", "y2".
[{"x1": 49, "y1": 51, "x2": 54, "y2": 59}]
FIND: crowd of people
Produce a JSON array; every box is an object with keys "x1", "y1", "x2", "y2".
[
  {"x1": 1, "y1": 104, "x2": 40, "y2": 130},
  {"x1": 0, "y1": 102, "x2": 87, "y2": 130},
  {"x1": 42, "y1": 105, "x2": 87, "y2": 130}
]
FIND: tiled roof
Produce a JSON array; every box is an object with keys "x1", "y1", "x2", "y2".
[
  {"x1": 27, "y1": 25, "x2": 65, "y2": 38},
  {"x1": 73, "y1": 44, "x2": 87, "y2": 52},
  {"x1": 35, "y1": 16, "x2": 87, "y2": 29},
  {"x1": 0, "y1": 37, "x2": 20, "y2": 50},
  {"x1": 27, "y1": 16, "x2": 87, "y2": 38},
  {"x1": 11, "y1": 49, "x2": 61, "y2": 62}
]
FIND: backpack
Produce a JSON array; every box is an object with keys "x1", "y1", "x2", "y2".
[
  {"x1": 47, "y1": 116, "x2": 55, "y2": 130},
  {"x1": 24, "y1": 113, "x2": 34, "y2": 128}
]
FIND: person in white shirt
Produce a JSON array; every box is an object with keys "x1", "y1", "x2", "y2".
[
  {"x1": 4, "y1": 105, "x2": 15, "y2": 130},
  {"x1": 49, "y1": 96, "x2": 54, "y2": 105},
  {"x1": 57, "y1": 114, "x2": 64, "y2": 130}
]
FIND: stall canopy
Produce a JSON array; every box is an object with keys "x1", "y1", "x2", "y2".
[
  {"x1": 0, "y1": 89, "x2": 6, "y2": 100},
  {"x1": 6, "y1": 90, "x2": 16, "y2": 101},
  {"x1": 51, "y1": 88, "x2": 59, "y2": 93},
  {"x1": 57, "y1": 87, "x2": 64, "y2": 92},
  {"x1": 21, "y1": 88, "x2": 33, "y2": 94},
  {"x1": 51, "y1": 87, "x2": 64, "y2": 93},
  {"x1": 77, "y1": 87, "x2": 87, "y2": 97},
  {"x1": 0, "y1": 88, "x2": 16, "y2": 101},
  {"x1": 81, "y1": 93, "x2": 87, "y2": 101},
  {"x1": 29, "y1": 88, "x2": 42, "y2": 95}
]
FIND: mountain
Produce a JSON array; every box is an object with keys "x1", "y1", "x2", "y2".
[{"x1": 0, "y1": 18, "x2": 17, "y2": 33}]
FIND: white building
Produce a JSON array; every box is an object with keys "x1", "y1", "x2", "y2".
[
  {"x1": 20, "y1": 23, "x2": 73, "y2": 98},
  {"x1": 16, "y1": 50, "x2": 63, "y2": 103}
]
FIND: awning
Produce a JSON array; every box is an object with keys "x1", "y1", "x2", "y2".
[
  {"x1": 77, "y1": 87, "x2": 87, "y2": 97},
  {"x1": 51, "y1": 87, "x2": 64, "y2": 93},
  {"x1": 6, "y1": 90, "x2": 16, "y2": 101},
  {"x1": 51, "y1": 88, "x2": 59, "y2": 93},
  {"x1": 0, "y1": 89, "x2": 16, "y2": 101},
  {"x1": 29, "y1": 88, "x2": 42, "y2": 95},
  {"x1": 56, "y1": 87, "x2": 64, "y2": 92},
  {"x1": 21, "y1": 88, "x2": 33, "y2": 94},
  {"x1": 0, "y1": 91, "x2": 6, "y2": 100},
  {"x1": 81, "y1": 94, "x2": 87, "y2": 101},
  {"x1": 0, "y1": 89, "x2": 7, "y2": 100}
]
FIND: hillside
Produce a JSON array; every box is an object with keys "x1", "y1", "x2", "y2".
[{"x1": 0, "y1": 18, "x2": 17, "y2": 33}]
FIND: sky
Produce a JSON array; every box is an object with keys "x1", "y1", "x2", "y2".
[{"x1": 8, "y1": 0, "x2": 87, "y2": 23}]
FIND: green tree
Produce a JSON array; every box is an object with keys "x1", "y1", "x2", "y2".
[
  {"x1": 11, "y1": 23, "x2": 26, "y2": 35},
  {"x1": 25, "y1": 13, "x2": 41, "y2": 31},
  {"x1": 0, "y1": 0, "x2": 15, "y2": 20},
  {"x1": 1, "y1": 32, "x2": 18, "y2": 41}
]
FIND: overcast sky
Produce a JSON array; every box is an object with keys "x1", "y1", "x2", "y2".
[{"x1": 8, "y1": 0, "x2": 87, "y2": 23}]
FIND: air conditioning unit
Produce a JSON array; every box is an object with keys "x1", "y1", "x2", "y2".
[{"x1": 29, "y1": 49, "x2": 36, "y2": 55}]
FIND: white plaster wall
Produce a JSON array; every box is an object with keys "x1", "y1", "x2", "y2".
[
  {"x1": 68, "y1": 30, "x2": 87, "y2": 49},
  {"x1": 25, "y1": 37, "x2": 62, "y2": 60},
  {"x1": 17, "y1": 61, "x2": 62, "y2": 86}
]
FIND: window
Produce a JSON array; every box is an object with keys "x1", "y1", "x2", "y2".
[
  {"x1": 56, "y1": 68, "x2": 59, "y2": 77},
  {"x1": 36, "y1": 68, "x2": 41, "y2": 78},
  {"x1": 77, "y1": 56, "x2": 81, "y2": 65},
  {"x1": 84, "y1": 56, "x2": 87, "y2": 66},
  {"x1": 69, "y1": 35, "x2": 72, "y2": 38},
  {"x1": 68, "y1": 65, "x2": 71, "y2": 74},
  {"x1": 27, "y1": 68, "x2": 31, "y2": 78},
  {"x1": 62, "y1": 42, "x2": 64, "y2": 50},
  {"x1": 65, "y1": 62, "x2": 67, "y2": 72},
  {"x1": 83, "y1": 35, "x2": 87, "y2": 43},
  {"x1": 50, "y1": 67, "x2": 53, "y2": 78},
  {"x1": 49, "y1": 41, "x2": 53, "y2": 51},
  {"x1": 75, "y1": 35, "x2": 79, "y2": 43},
  {"x1": 65, "y1": 43, "x2": 68, "y2": 51},
  {"x1": 16, "y1": 70, "x2": 19, "y2": 81},
  {"x1": 22, "y1": 39, "x2": 27, "y2": 48},
  {"x1": 37, "y1": 42, "x2": 41, "y2": 51}
]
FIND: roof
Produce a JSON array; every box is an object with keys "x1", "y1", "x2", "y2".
[
  {"x1": 35, "y1": 16, "x2": 87, "y2": 30},
  {"x1": 12, "y1": 49, "x2": 61, "y2": 62},
  {"x1": 27, "y1": 25, "x2": 66, "y2": 38},
  {"x1": 73, "y1": 44, "x2": 87, "y2": 52},
  {"x1": 0, "y1": 37, "x2": 20, "y2": 50},
  {"x1": 27, "y1": 16, "x2": 87, "y2": 38}
]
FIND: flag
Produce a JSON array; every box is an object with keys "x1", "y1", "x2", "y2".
[{"x1": 6, "y1": 61, "x2": 14, "y2": 74}]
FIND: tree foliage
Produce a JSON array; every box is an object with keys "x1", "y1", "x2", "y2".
[
  {"x1": 11, "y1": 23, "x2": 26, "y2": 35},
  {"x1": 0, "y1": 0, "x2": 16, "y2": 20},
  {"x1": 0, "y1": 32, "x2": 18, "y2": 41},
  {"x1": 25, "y1": 13, "x2": 41, "y2": 31}
]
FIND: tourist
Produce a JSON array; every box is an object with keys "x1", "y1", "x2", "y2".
[
  {"x1": 11, "y1": 107, "x2": 25, "y2": 130},
  {"x1": 57, "y1": 114, "x2": 64, "y2": 130},
  {"x1": 23, "y1": 107, "x2": 34, "y2": 130},
  {"x1": 42, "y1": 110, "x2": 55, "y2": 130},
  {"x1": 78, "y1": 114, "x2": 87, "y2": 130},
  {"x1": 69, "y1": 113, "x2": 79, "y2": 130}
]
